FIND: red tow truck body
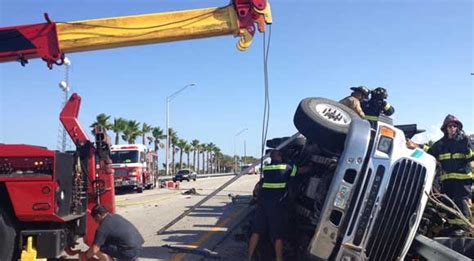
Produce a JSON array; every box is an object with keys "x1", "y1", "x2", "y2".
[{"x1": 0, "y1": 94, "x2": 115, "y2": 259}]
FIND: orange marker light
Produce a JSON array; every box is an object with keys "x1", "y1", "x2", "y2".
[{"x1": 380, "y1": 126, "x2": 395, "y2": 139}]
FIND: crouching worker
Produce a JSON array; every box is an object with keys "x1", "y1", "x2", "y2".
[
  {"x1": 248, "y1": 149, "x2": 312, "y2": 261},
  {"x1": 82, "y1": 205, "x2": 144, "y2": 261}
]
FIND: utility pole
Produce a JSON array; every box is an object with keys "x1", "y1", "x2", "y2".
[
  {"x1": 165, "y1": 83, "x2": 196, "y2": 176},
  {"x1": 57, "y1": 57, "x2": 71, "y2": 152},
  {"x1": 233, "y1": 128, "x2": 248, "y2": 173}
]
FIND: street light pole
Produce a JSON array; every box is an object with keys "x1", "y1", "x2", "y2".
[
  {"x1": 165, "y1": 83, "x2": 196, "y2": 176},
  {"x1": 233, "y1": 128, "x2": 248, "y2": 173}
]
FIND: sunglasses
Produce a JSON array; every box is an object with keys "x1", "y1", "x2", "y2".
[{"x1": 447, "y1": 124, "x2": 458, "y2": 129}]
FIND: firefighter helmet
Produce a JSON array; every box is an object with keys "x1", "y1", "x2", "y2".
[
  {"x1": 350, "y1": 86, "x2": 370, "y2": 97},
  {"x1": 371, "y1": 87, "x2": 388, "y2": 100},
  {"x1": 441, "y1": 114, "x2": 463, "y2": 132}
]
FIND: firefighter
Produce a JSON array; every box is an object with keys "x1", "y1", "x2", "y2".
[
  {"x1": 339, "y1": 86, "x2": 370, "y2": 118},
  {"x1": 81, "y1": 205, "x2": 144, "y2": 261},
  {"x1": 362, "y1": 87, "x2": 395, "y2": 125},
  {"x1": 424, "y1": 115, "x2": 474, "y2": 236},
  {"x1": 248, "y1": 150, "x2": 311, "y2": 261}
]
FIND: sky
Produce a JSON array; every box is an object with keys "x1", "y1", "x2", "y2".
[{"x1": 0, "y1": 0, "x2": 473, "y2": 160}]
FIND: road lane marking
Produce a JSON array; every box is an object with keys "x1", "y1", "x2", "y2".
[{"x1": 170, "y1": 206, "x2": 245, "y2": 261}]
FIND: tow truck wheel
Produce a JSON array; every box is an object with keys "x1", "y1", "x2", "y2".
[
  {"x1": 293, "y1": 97, "x2": 359, "y2": 154},
  {"x1": 0, "y1": 207, "x2": 17, "y2": 261}
]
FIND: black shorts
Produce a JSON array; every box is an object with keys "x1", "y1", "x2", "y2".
[
  {"x1": 101, "y1": 244, "x2": 140, "y2": 260},
  {"x1": 252, "y1": 201, "x2": 286, "y2": 241}
]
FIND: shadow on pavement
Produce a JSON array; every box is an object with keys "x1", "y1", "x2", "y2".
[{"x1": 139, "y1": 246, "x2": 171, "y2": 259}]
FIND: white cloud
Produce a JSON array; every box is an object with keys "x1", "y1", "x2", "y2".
[
  {"x1": 411, "y1": 123, "x2": 443, "y2": 144},
  {"x1": 411, "y1": 124, "x2": 473, "y2": 144}
]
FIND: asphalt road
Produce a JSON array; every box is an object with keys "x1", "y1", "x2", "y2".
[{"x1": 113, "y1": 174, "x2": 259, "y2": 260}]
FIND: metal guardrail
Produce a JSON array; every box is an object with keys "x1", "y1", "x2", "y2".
[
  {"x1": 412, "y1": 234, "x2": 471, "y2": 261},
  {"x1": 157, "y1": 172, "x2": 236, "y2": 182}
]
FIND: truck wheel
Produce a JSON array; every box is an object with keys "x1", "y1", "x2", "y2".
[
  {"x1": 293, "y1": 97, "x2": 359, "y2": 154},
  {"x1": 0, "y1": 208, "x2": 17, "y2": 261},
  {"x1": 137, "y1": 186, "x2": 144, "y2": 193}
]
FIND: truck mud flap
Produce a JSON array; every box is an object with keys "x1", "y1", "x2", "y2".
[{"x1": 20, "y1": 229, "x2": 66, "y2": 258}]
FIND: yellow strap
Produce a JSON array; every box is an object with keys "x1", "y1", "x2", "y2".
[
  {"x1": 365, "y1": 115, "x2": 379, "y2": 121},
  {"x1": 290, "y1": 165, "x2": 298, "y2": 177},
  {"x1": 262, "y1": 182, "x2": 286, "y2": 189},
  {"x1": 438, "y1": 153, "x2": 451, "y2": 160},
  {"x1": 440, "y1": 172, "x2": 473, "y2": 181},
  {"x1": 384, "y1": 103, "x2": 391, "y2": 110},
  {"x1": 263, "y1": 164, "x2": 288, "y2": 171}
]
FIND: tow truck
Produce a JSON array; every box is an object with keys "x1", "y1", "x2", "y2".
[{"x1": 0, "y1": 1, "x2": 272, "y2": 259}]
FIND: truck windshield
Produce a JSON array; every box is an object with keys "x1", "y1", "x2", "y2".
[{"x1": 111, "y1": 150, "x2": 139, "y2": 164}]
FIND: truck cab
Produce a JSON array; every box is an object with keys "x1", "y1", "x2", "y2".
[{"x1": 257, "y1": 97, "x2": 437, "y2": 260}]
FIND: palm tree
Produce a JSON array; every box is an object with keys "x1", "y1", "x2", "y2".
[
  {"x1": 141, "y1": 123, "x2": 153, "y2": 145},
  {"x1": 149, "y1": 127, "x2": 166, "y2": 175},
  {"x1": 150, "y1": 127, "x2": 166, "y2": 152},
  {"x1": 122, "y1": 120, "x2": 141, "y2": 144},
  {"x1": 206, "y1": 143, "x2": 216, "y2": 173},
  {"x1": 196, "y1": 144, "x2": 202, "y2": 173},
  {"x1": 200, "y1": 144, "x2": 207, "y2": 174},
  {"x1": 168, "y1": 128, "x2": 178, "y2": 174},
  {"x1": 110, "y1": 117, "x2": 127, "y2": 145},
  {"x1": 90, "y1": 113, "x2": 112, "y2": 130},
  {"x1": 191, "y1": 139, "x2": 200, "y2": 171},
  {"x1": 176, "y1": 139, "x2": 187, "y2": 169},
  {"x1": 213, "y1": 147, "x2": 222, "y2": 173},
  {"x1": 184, "y1": 144, "x2": 192, "y2": 168}
]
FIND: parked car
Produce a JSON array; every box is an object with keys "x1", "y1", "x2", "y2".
[{"x1": 173, "y1": 169, "x2": 197, "y2": 182}]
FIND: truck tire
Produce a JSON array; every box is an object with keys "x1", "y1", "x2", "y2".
[
  {"x1": 137, "y1": 186, "x2": 144, "y2": 193},
  {"x1": 293, "y1": 97, "x2": 359, "y2": 154},
  {"x1": 0, "y1": 207, "x2": 17, "y2": 261}
]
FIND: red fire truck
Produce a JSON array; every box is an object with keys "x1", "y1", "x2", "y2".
[{"x1": 111, "y1": 144, "x2": 158, "y2": 193}]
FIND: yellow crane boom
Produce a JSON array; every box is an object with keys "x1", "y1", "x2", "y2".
[{"x1": 0, "y1": 1, "x2": 272, "y2": 68}]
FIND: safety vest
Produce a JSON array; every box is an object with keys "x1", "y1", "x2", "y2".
[
  {"x1": 259, "y1": 163, "x2": 297, "y2": 200},
  {"x1": 424, "y1": 136, "x2": 474, "y2": 181}
]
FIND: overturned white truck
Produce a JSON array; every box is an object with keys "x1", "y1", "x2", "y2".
[{"x1": 254, "y1": 97, "x2": 437, "y2": 260}]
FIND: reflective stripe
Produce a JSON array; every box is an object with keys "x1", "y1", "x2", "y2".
[
  {"x1": 438, "y1": 153, "x2": 469, "y2": 160},
  {"x1": 452, "y1": 153, "x2": 466, "y2": 159},
  {"x1": 263, "y1": 164, "x2": 288, "y2": 171},
  {"x1": 440, "y1": 172, "x2": 473, "y2": 181},
  {"x1": 423, "y1": 144, "x2": 430, "y2": 152},
  {"x1": 290, "y1": 165, "x2": 298, "y2": 177},
  {"x1": 438, "y1": 153, "x2": 451, "y2": 160},
  {"x1": 365, "y1": 115, "x2": 379, "y2": 121},
  {"x1": 384, "y1": 103, "x2": 391, "y2": 110},
  {"x1": 262, "y1": 182, "x2": 286, "y2": 189},
  {"x1": 467, "y1": 149, "x2": 474, "y2": 159}
]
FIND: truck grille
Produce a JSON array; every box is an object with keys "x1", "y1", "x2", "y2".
[
  {"x1": 366, "y1": 159, "x2": 426, "y2": 260},
  {"x1": 114, "y1": 169, "x2": 128, "y2": 176}
]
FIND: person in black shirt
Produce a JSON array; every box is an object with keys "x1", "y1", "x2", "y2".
[{"x1": 83, "y1": 205, "x2": 144, "y2": 261}]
